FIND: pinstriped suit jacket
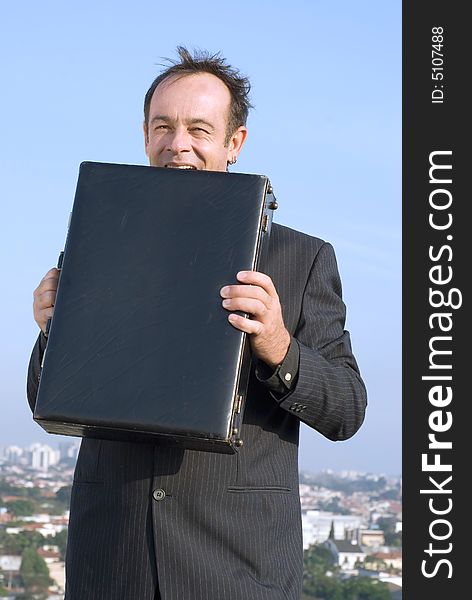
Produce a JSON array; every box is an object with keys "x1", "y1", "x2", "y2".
[{"x1": 27, "y1": 222, "x2": 367, "y2": 600}]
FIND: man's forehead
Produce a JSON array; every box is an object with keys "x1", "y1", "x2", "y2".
[{"x1": 151, "y1": 72, "x2": 231, "y2": 103}]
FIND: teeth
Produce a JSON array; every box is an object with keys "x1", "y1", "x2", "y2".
[{"x1": 166, "y1": 165, "x2": 195, "y2": 169}]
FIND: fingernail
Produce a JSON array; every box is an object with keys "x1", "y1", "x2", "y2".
[
  {"x1": 237, "y1": 271, "x2": 247, "y2": 280},
  {"x1": 220, "y1": 286, "x2": 229, "y2": 297}
]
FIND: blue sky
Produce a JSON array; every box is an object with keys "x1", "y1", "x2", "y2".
[{"x1": 0, "y1": 1, "x2": 401, "y2": 475}]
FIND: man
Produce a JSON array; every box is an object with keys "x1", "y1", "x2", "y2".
[{"x1": 27, "y1": 47, "x2": 367, "y2": 600}]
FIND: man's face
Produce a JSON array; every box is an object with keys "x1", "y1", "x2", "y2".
[{"x1": 144, "y1": 73, "x2": 247, "y2": 172}]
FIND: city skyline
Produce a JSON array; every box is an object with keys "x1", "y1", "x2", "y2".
[
  {"x1": 0, "y1": 438, "x2": 402, "y2": 479},
  {"x1": 1, "y1": 443, "x2": 402, "y2": 597}
]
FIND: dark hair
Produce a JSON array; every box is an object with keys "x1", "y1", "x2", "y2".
[{"x1": 144, "y1": 46, "x2": 252, "y2": 145}]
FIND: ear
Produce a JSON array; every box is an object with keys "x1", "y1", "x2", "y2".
[
  {"x1": 143, "y1": 121, "x2": 150, "y2": 158},
  {"x1": 226, "y1": 126, "x2": 248, "y2": 162}
]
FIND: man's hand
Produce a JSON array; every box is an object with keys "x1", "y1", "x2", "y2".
[
  {"x1": 220, "y1": 271, "x2": 290, "y2": 369},
  {"x1": 33, "y1": 268, "x2": 60, "y2": 334}
]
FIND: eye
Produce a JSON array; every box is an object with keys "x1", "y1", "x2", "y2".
[{"x1": 191, "y1": 127, "x2": 210, "y2": 134}]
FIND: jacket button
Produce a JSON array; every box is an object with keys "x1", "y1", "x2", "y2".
[{"x1": 152, "y1": 488, "x2": 166, "y2": 501}]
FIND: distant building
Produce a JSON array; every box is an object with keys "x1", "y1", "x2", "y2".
[
  {"x1": 58, "y1": 441, "x2": 80, "y2": 462},
  {"x1": 358, "y1": 528, "x2": 385, "y2": 548},
  {"x1": 3, "y1": 445, "x2": 24, "y2": 465},
  {"x1": 7, "y1": 517, "x2": 67, "y2": 538},
  {"x1": 38, "y1": 547, "x2": 61, "y2": 564},
  {"x1": 48, "y1": 560, "x2": 66, "y2": 595},
  {"x1": 0, "y1": 554, "x2": 22, "y2": 589},
  {"x1": 301, "y1": 510, "x2": 364, "y2": 548},
  {"x1": 324, "y1": 538, "x2": 366, "y2": 570},
  {"x1": 28, "y1": 443, "x2": 60, "y2": 471},
  {"x1": 0, "y1": 507, "x2": 12, "y2": 524},
  {"x1": 368, "y1": 550, "x2": 403, "y2": 572}
]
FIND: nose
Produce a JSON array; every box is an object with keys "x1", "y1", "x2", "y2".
[{"x1": 167, "y1": 126, "x2": 191, "y2": 154}]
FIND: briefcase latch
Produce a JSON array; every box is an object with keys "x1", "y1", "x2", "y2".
[
  {"x1": 262, "y1": 214, "x2": 269, "y2": 232},
  {"x1": 230, "y1": 395, "x2": 245, "y2": 449},
  {"x1": 267, "y1": 181, "x2": 278, "y2": 210},
  {"x1": 235, "y1": 394, "x2": 243, "y2": 414}
]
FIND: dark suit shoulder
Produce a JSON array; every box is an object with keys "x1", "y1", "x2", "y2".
[{"x1": 271, "y1": 222, "x2": 326, "y2": 254}]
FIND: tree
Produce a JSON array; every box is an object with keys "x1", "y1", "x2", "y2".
[
  {"x1": 329, "y1": 520, "x2": 335, "y2": 540},
  {"x1": 0, "y1": 585, "x2": 10, "y2": 598},
  {"x1": 378, "y1": 488, "x2": 400, "y2": 501},
  {"x1": 55, "y1": 528, "x2": 68, "y2": 560},
  {"x1": 304, "y1": 543, "x2": 336, "y2": 577},
  {"x1": 55, "y1": 485, "x2": 72, "y2": 507},
  {"x1": 375, "y1": 517, "x2": 402, "y2": 547},
  {"x1": 364, "y1": 555, "x2": 387, "y2": 572},
  {"x1": 319, "y1": 497, "x2": 350, "y2": 515},
  {"x1": 342, "y1": 576, "x2": 391, "y2": 600},
  {"x1": 0, "y1": 481, "x2": 23, "y2": 497},
  {"x1": 303, "y1": 543, "x2": 393, "y2": 600},
  {"x1": 25, "y1": 487, "x2": 43, "y2": 501},
  {"x1": 0, "y1": 530, "x2": 45, "y2": 555},
  {"x1": 5, "y1": 499, "x2": 35, "y2": 518},
  {"x1": 0, "y1": 567, "x2": 9, "y2": 597},
  {"x1": 19, "y1": 547, "x2": 52, "y2": 596},
  {"x1": 303, "y1": 544, "x2": 341, "y2": 598},
  {"x1": 309, "y1": 574, "x2": 344, "y2": 600}
]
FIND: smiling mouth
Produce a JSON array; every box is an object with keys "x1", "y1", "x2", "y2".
[{"x1": 165, "y1": 164, "x2": 197, "y2": 170}]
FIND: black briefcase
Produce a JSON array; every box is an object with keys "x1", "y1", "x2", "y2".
[{"x1": 33, "y1": 161, "x2": 277, "y2": 453}]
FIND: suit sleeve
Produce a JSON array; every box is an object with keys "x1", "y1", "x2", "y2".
[
  {"x1": 26, "y1": 332, "x2": 47, "y2": 412},
  {"x1": 272, "y1": 242, "x2": 367, "y2": 441}
]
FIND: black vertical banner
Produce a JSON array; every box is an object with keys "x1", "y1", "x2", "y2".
[{"x1": 403, "y1": 2, "x2": 466, "y2": 598}]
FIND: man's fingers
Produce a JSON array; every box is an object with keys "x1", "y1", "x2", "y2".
[
  {"x1": 236, "y1": 271, "x2": 277, "y2": 296},
  {"x1": 222, "y1": 297, "x2": 268, "y2": 318},
  {"x1": 41, "y1": 306, "x2": 54, "y2": 331},
  {"x1": 41, "y1": 307, "x2": 55, "y2": 322},
  {"x1": 35, "y1": 290, "x2": 57, "y2": 310},
  {"x1": 34, "y1": 305, "x2": 54, "y2": 321},
  {"x1": 32, "y1": 268, "x2": 60, "y2": 332},
  {"x1": 221, "y1": 270, "x2": 289, "y2": 367},
  {"x1": 41, "y1": 267, "x2": 60, "y2": 284},
  {"x1": 34, "y1": 307, "x2": 55, "y2": 334},
  {"x1": 220, "y1": 284, "x2": 272, "y2": 306},
  {"x1": 228, "y1": 313, "x2": 263, "y2": 335},
  {"x1": 34, "y1": 268, "x2": 60, "y2": 297}
]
